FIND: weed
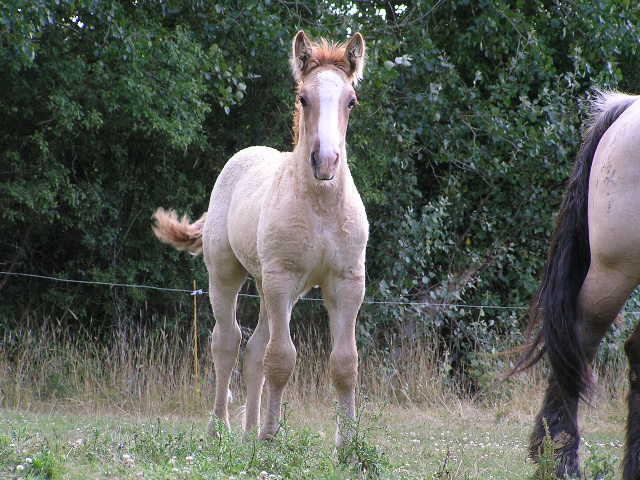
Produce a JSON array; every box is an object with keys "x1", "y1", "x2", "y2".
[
  {"x1": 431, "y1": 447, "x2": 453, "y2": 479},
  {"x1": 336, "y1": 400, "x2": 390, "y2": 478},
  {"x1": 531, "y1": 419, "x2": 559, "y2": 480},
  {"x1": 583, "y1": 446, "x2": 617, "y2": 480},
  {"x1": 31, "y1": 448, "x2": 64, "y2": 480}
]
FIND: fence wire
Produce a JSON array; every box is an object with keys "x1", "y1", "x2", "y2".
[{"x1": 3, "y1": 270, "x2": 640, "y2": 314}]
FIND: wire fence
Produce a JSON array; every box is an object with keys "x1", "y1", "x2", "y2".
[{"x1": 3, "y1": 270, "x2": 640, "y2": 315}]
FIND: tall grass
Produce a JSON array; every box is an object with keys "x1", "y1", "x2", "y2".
[
  {"x1": 2, "y1": 315, "x2": 217, "y2": 414},
  {"x1": 0, "y1": 312, "x2": 629, "y2": 418}
]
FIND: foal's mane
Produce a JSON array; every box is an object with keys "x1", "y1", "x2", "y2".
[{"x1": 291, "y1": 38, "x2": 351, "y2": 146}]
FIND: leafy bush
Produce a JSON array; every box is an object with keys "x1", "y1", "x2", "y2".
[{"x1": 2, "y1": 1, "x2": 639, "y2": 382}]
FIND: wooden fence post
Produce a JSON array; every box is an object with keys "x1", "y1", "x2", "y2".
[{"x1": 193, "y1": 279, "x2": 200, "y2": 393}]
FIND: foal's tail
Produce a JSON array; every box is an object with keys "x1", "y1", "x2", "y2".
[
  {"x1": 511, "y1": 91, "x2": 637, "y2": 404},
  {"x1": 152, "y1": 207, "x2": 206, "y2": 255}
]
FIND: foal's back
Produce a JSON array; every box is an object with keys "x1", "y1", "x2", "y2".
[{"x1": 202, "y1": 146, "x2": 285, "y2": 278}]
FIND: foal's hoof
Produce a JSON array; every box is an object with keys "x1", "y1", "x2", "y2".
[
  {"x1": 258, "y1": 426, "x2": 280, "y2": 442},
  {"x1": 207, "y1": 418, "x2": 229, "y2": 439},
  {"x1": 207, "y1": 421, "x2": 221, "y2": 439}
]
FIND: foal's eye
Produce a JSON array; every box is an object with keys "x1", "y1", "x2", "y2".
[
  {"x1": 347, "y1": 98, "x2": 357, "y2": 109},
  {"x1": 299, "y1": 96, "x2": 308, "y2": 107}
]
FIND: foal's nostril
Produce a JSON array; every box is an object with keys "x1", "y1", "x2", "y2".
[
  {"x1": 311, "y1": 151, "x2": 320, "y2": 168},
  {"x1": 333, "y1": 153, "x2": 340, "y2": 166}
]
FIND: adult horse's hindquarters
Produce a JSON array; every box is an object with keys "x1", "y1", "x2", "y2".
[{"x1": 514, "y1": 91, "x2": 640, "y2": 479}]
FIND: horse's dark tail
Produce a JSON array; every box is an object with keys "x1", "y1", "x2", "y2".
[{"x1": 511, "y1": 91, "x2": 637, "y2": 404}]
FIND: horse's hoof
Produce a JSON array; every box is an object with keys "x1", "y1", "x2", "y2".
[{"x1": 530, "y1": 431, "x2": 580, "y2": 479}]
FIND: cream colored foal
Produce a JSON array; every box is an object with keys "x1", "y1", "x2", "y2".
[{"x1": 153, "y1": 30, "x2": 368, "y2": 449}]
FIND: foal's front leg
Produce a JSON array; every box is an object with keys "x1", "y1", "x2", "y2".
[
  {"x1": 259, "y1": 272, "x2": 297, "y2": 441},
  {"x1": 323, "y1": 274, "x2": 364, "y2": 449}
]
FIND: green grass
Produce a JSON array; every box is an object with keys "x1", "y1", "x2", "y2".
[
  {"x1": 0, "y1": 408, "x2": 367, "y2": 480},
  {"x1": 0, "y1": 400, "x2": 626, "y2": 479}
]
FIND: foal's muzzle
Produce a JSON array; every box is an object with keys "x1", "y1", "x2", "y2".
[{"x1": 311, "y1": 151, "x2": 337, "y2": 181}]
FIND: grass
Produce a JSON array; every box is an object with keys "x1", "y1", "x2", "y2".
[
  {"x1": 0, "y1": 316, "x2": 632, "y2": 479},
  {"x1": 0, "y1": 401, "x2": 627, "y2": 479}
]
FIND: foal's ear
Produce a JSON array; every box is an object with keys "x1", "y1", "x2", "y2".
[
  {"x1": 291, "y1": 30, "x2": 313, "y2": 82},
  {"x1": 345, "y1": 32, "x2": 366, "y2": 86}
]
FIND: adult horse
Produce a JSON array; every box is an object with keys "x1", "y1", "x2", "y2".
[
  {"x1": 152, "y1": 31, "x2": 368, "y2": 448},
  {"x1": 515, "y1": 91, "x2": 640, "y2": 478}
]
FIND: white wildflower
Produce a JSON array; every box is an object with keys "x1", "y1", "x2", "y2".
[{"x1": 394, "y1": 55, "x2": 413, "y2": 67}]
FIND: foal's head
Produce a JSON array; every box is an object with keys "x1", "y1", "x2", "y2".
[{"x1": 290, "y1": 31, "x2": 366, "y2": 182}]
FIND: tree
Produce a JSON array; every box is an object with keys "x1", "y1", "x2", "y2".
[{"x1": 2, "y1": 0, "x2": 639, "y2": 379}]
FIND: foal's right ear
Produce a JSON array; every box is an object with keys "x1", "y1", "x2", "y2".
[
  {"x1": 291, "y1": 30, "x2": 313, "y2": 82},
  {"x1": 344, "y1": 32, "x2": 366, "y2": 86}
]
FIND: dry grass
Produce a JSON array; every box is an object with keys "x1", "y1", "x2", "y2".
[
  {"x1": 1, "y1": 316, "x2": 493, "y2": 415},
  {"x1": 2, "y1": 316, "x2": 214, "y2": 415},
  {"x1": 0, "y1": 312, "x2": 629, "y2": 420}
]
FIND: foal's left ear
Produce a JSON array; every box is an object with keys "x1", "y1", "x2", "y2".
[
  {"x1": 291, "y1": 30, "x2": 313, "y2": 83},
  {"x1": 345, "y1": 32, "x2": 366, "y2": 86}
]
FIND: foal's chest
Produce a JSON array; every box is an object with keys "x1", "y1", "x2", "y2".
[{"x1": 258, "y1": 200, "x2": 367, "y2": 277}]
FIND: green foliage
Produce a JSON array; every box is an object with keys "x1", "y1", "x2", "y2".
[
  {"x1": 530, "y1": 419, "x2": 560, "y2": 480},
  {"x1": 2, "y1": 1, "x2": 640, "y2": 381},
  {"x1": 31, "y1": 448, "x2": 64, "y2": 480},
  {"x1": 346, "y1": 0, "x2": 640, "y2": 377},
  {"x1": 582, "y1": 447, "x2": 617, "y2": 480},
  {"x1": 336, "y1": 402, "x2": 390, "y2": 478}
]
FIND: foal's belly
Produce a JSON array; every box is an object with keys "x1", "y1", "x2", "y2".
[{"x1": 224, "y1": 147, "x2": 283, "y2": 276}]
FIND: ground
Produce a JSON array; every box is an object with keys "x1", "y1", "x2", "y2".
[{"x1": 0, "y1": 398, "x2": 627, "y2": 479}]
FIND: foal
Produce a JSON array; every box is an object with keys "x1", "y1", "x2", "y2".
[{"x1": 153, "y1": 30, "x2": 368, "y2": 448}]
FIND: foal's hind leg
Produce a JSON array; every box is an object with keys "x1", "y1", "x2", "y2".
[
  {"x1": 243, "y1": 284, "x2": 269, "y2": 436},
  {"x1": 206, "y1": 262, "x2": 247, "y2": 434},
  {"x1": 531, "y1": 265, "x2": 635, "y2": 477}
]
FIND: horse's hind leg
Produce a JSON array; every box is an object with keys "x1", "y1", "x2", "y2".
[
  {"x1": 531, "y1": 264, "x2": 635, "y2": 477},
  {"x1": 624, "y1": 323, "x2": 640, "y2": 479},
  {"x1": 206, "y1": 260, "x2": 247, "y2": 434},
  {"x1": 530, "y1": 379, "x2": 580, "y2": 477},
  {"x1": 243, "y1": 283, "x2": 269, "y2": 436}
]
